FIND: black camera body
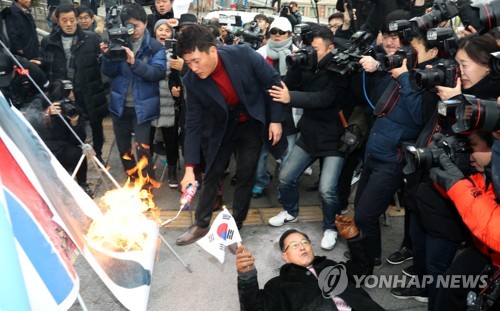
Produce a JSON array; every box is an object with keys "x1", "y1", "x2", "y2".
[
  {"x1": 404, "y1": 134, "x2": 472, "y2": 174},
  {"x1": 381, "y1": 45, "x2": 418, "y2": 71},
  {"x1": 326, "y1": 30, "x2": 374, "y2": 75},
  {"x1": 410, "y1": 0, "x2": 459, "y2": 37},
  {"x1": 388, "y1": 19, "x2": 414, "y2": 44},
  {"x1": 294, "y1": 23, "x2": 313, "y2": 46},
  {"x1": 59, "y1": 99, "x2": 79, "y2": 118},
  {"x1": 410, "y1": 58, "x2": 459, "y2": 91},
  {"x1": 235, "y1": 21, "x2": 264, "y2": 50},
  {"x1": 102, "y1": 6, "x2": 135, "y2": 62},
  {"x1": 286, "y1": 46, "x2": 317, "y2": 70},
  {"x1": 426, "y1": 27, "x2": 459, "y2": 58}
]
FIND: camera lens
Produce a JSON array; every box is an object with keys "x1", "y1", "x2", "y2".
[
  {"x1": 382, "y1": 54, "x2": 404, "y2": 71},
  {"x1": 410, "y1": 68, "x2": 445, "y2": 91},
  {"x1": 286, "y1": 52, "x2": 307, "y2": 68}
]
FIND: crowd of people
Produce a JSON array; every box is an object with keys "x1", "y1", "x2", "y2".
[{"x1": 0, "y1": 0, "x2": 499, "y2": 310}]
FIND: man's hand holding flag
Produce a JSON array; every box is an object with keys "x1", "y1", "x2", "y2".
[{"x1": 196, "y1": 207, "x2": 242, "y2": 264}]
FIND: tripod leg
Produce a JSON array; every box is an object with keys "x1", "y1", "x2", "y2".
[{"x1": 158, "y1": 234, "x2": 192, "y2": 273}]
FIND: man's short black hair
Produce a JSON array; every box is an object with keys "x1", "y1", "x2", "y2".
[
  {"x1": 55, "y1": 3, "x2": 76, "y2": 19},
  {"x1": 177, "y1": 24, "x2": 216, "y2": 57},
  {"x1": 328, "y1": 12, "x2": 344, "y2": 22},
  {"x1": 312, "y1": 25, "x2": 335, "y2": 47},
  {"x1": 279, "y1": 229, "x2": 310, "y2": 252},
  {"x1": 120, "y1": 3, "x2": 147, "y2": 24},
  {"x1": 76, "y1": 5, "x2": 94, "y2": 18}
]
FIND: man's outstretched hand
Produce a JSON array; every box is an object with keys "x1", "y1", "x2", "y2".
[{"x1": 335, "y1": 215, "x2": 359, "y2": 240}]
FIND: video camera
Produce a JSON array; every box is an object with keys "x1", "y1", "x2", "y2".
[
  {"x1": 380, "y1": 20, "x2": 418, "y2": 71},
  {"x1": 286, "y1": 46, "x2": 317, "y2": 70},
  {"x1": 280, "y1": 2, "x2": 291, "y2": 16},
  {"x1": 326, "y1": 30, "x2": 374, "y2": 75},
  {"x1": 451, "y1": 94, "x2": 500, "y2": 133},
  {"x1": 235, "y1": 21, "x2": 264, "y2": 50},
  {"x1": 404, "y1": 134, "x2": 471, "y2": 174},
  {"x1": 102, "y1": 5, "x2": 135, "y2": 62},
  {"x1": 409, "y1": 27, "x2": 460, "y2": 91}
]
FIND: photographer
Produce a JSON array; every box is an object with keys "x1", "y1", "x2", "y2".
[
  {"x1": 40, "y1": 3, "x2": 107, "y2": 164},
  {"x1": 350, "y1": 10, "x2": 427, "y2": 267},
  {"x1": 430, "y1": 131, "x2": 499, "y2": 310},
  {"x1": 24, "y1": 80, "x2": 91, "y2": 196},
  {"x1": 100, "y1": 3, "x2": 166, "y2": 181},
  {"x1": 268, "y1": 26, "x2": 351, "y2": 251},
  {"x1": 280, "y1": 2, "x2": 301, "y2": 28}
]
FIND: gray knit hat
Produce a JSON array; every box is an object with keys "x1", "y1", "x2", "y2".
[{"x1": 154, "y1": 19, "x2": 170, "y2": 34}]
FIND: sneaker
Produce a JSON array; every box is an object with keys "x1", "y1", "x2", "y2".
[
  {"x1": 230, "y1": 174, "x2": 237, "y2": 186},
  {"x1": 343, "y1": 250, "x2": 351, "y2": 261},
  {"x1": 303, "y1": 166, "x2": 313, "y2": 176},
  {"x1": 268, "y1": 210, "x2": 298, "y2": 227},
  {"x1": 252, "y1": 186, "x2": 264, "y2": 198},
  {"x1": 340, "y1": 207, "x2": 349, "y2": 215},
  {"x1": 390, "y1": 286, "x2": 428, "y2": 303},
  {"x1": 321, "y1": 229, "x2": 338, "y2": 250},
  {"x1": 402, "y1": 264, "x2": 416, "y2": 278},
  {"x1": 387, "y1": 246, "x2": 413, "y2": 265}
]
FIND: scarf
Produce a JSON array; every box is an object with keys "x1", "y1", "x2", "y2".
[{"x1": 266, "y1": 37, "x2": 293, "y2": 76}]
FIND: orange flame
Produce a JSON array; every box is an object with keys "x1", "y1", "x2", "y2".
[{"x1": 86, "y1": 157, "x2": 161, "y2": 251}]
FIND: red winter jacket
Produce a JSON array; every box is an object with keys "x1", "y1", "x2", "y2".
[{"x1": 447, "y1": 174, "x2": 500, "y2": 267}]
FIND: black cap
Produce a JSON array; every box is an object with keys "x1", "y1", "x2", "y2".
[
  {"x1": 0, "y1": 52, "x2": 14, "y2": 88},
  {"x1": 177, "y1": 13, "x2": 197, "y2": 28}
]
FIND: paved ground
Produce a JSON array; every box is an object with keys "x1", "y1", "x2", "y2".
[{"x1": 69, "y1": 118, "x2": 427, "y2": 310}]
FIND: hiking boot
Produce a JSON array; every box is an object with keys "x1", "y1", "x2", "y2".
[
  {"x1": 268, "y1": 210, "x2": 298, "y2": 227},
  {"x1": 387, "y1": 246, "x2": 413, "y2": 265},
  {"x1": 391, "y1": 286, "x2": 428, "y2": 303}
]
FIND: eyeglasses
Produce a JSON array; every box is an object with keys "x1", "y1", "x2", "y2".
[
  {"x1": 284, "y1": 239, "x2": 310, "y2": 252},
  {"x1": 270, "y1": 28, "x2": 287, "y2": 36}
]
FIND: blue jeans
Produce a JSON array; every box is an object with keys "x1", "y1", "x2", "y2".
[
  {"x1": 278, "y1": 145, "x2": 345, "y2": 230},
  {"x1": 254, "y1": 134, "x2": 297, "y2": 190}
]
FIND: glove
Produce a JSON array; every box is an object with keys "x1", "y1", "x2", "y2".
[
  {"x1": 335, "y1": 215, "x2": 359, "y2": 240},
  {"x1": 429, "y1": 153, "x2": 465, "y2": 192}
]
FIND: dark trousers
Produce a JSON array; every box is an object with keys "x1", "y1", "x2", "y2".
[
  {"x1": 339, "y1": 146, "x2": 364, "y2": 210},
  {"x1": 89, "y1": 117, "x2": 104, "y2": 158},
  {"x1": 354, "y1": 156, "x2": 404, "y2": 260},
  {"x1": 410, "y1": 212, "x2": 459, "y2": 310},
  {"x1": 195, "y1": 120, "x2": 262, "y2": 228},
  {"x1": 54, "y1": 144, "x2": 87, "y2": 184},
  {"x1": 434, "y1": 247, "x2": 493, "y2": 311},
  {"x1": 112, "y1": 107, "x2": 154, "y2": 179}
]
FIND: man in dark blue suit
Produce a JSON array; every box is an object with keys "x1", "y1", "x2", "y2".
[{"x1": 175, "y1": 25, "x2": 285, "y2": 245}]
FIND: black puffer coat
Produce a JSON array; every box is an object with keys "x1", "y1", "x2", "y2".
[
  {"x1": 40, "y1": 26, "x2": 107, "y2": 121},
  {"x1": 285, "y1": 62, "x2": 350, "y2": 158}
]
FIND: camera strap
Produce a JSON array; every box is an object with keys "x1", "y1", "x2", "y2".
[{"x1": 373, "y1": 79, "x2": 400, "y2": 117}]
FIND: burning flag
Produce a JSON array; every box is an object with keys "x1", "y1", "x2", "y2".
[
  {"x1": 197, "y1": 207, "x2": 242, "y2": 264},
  {"x1": 0, "y1": 94, "x2": 158, "y2": 311}
]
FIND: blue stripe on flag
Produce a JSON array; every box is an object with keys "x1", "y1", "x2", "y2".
[{"x1": 5, "y1": 190, "x2": 74, "y2": 304}]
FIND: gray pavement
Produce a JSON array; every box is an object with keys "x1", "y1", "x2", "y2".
[{"x1": 70, "y1": 129, "x2": 427, "y2": 311}]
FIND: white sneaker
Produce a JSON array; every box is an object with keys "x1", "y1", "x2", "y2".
[
  {"x1": 321, "y1": 229, "x2": 338, "y2": 250},
  {"x1": 268, "y1": 210, "x2": 298, "y2": 227},
  {"x1": 303, "y1": 166, "x2": 313, "y2": 176}
]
